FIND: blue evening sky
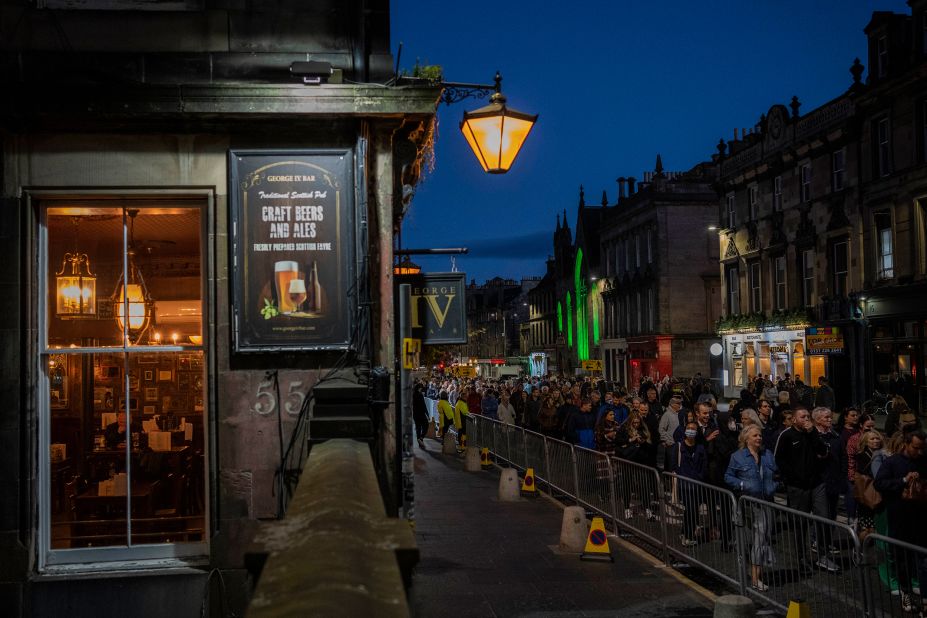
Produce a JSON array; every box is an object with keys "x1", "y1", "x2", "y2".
[{"x1": 390, "y1": 0, "x2": 910, "y2": 284}]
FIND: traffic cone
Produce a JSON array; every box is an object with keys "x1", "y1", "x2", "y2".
[
  {"x1": 459, "y1": 434, "x2": 468, "y2": 450},
  {"x1": 520, "y1": 467, "x2": 538, "y2": 497},
  {"x1": 580, "y1": 516, "x2": 613, "y2": 562},
  {"x1": 786, "y1": 599, "x2": 810, "y2": 618},
  {"x1": 480, "y1": 447, "x2": 491, "y2": 469}
]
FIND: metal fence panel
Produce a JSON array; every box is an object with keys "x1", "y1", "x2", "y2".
[
  {"x1": 860, "y1": 532, "x2": 927, "y2": 617},
  {"x1": 611, "y1": 457, "x2": 665, "y2": 551},
  {"x1": 546, "y1": 440, "x2": 577, "y2": 499},
  {"x1": 524, "y1": 431, "x2": 548, "y2": 488},
  {"x1": 660, "y1": 472, "x2": 743, "y2": 591},
  {"x1": 509, "y1": 427, "x2": 527, "y2": 470},
  {"x1": 574, "y1": 446, "x2": 616, "y2": 522},
  {"x1": 737, "y1": 495, "x2": 865, "y2": 616}
]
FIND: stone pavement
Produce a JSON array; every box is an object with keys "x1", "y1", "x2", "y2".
[{"x1": 409, "y1": 439, "x2": 715, "y2": 617}]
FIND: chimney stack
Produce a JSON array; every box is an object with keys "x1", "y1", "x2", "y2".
[
  {"x1": 617, "y1": 177, "x2": 626, "y2": 200},
  {"x1": 627, "y1": 177, "x2": 636, "y2": 195}
]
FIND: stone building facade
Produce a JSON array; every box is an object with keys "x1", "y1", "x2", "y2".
[{"x1": 0, "y1": 1, "x2": 437, "y2": 615}]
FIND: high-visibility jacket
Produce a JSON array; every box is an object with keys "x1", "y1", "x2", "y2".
[
  {"x1": 437, "y1": 399, "x2": 455, "y2": 426},
  {"x1": 454, "y1": 400, "x2": 469, "y2": 430}
]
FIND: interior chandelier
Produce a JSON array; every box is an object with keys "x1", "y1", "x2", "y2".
[
  {"x1": 55, "y1": 218, "x2": 97, "y2": 318},
  {"x1": 112, "y1": 209, "x2": 154, "y2": 344}
]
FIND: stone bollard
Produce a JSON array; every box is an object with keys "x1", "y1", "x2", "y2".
[
  {"x1": 442, "y1": 432, "x2": 457, "y2": 455},
  {"x1": 464, "y1": 446, "x2": 482, "y2": 472},
  {"x1": 498, "y1": 468, "x2": 520, "y2": 502},
  {"x1": 713, "y1": 595, "x2": 755, "y2": 618},
  {"x1": 559, "y1": 506, "x2": 588, "y2": 552}
]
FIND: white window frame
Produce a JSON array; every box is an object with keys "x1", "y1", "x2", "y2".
[
  {"x1": 748, "y1": 185, "x2": 759, "y2": 221},
  {"x1": 876, "y1": 212, "x2": 895, "y2": 279},
  {"x1": 727, "y1": 266, "x2": 740, "y2": 316},
  {"x1": 800, "y1": 163, "x2": 812, "y2": 202},
  {"x1": 773, "y1": 176, "x2": 782, "y2": 211},
  {"x1": 35, "y1": 190, "x2": 211, "y2": 572},
  {"x1": 832, "y1": 148, "x2": 846, "y2": 192},
  {"x1": 802, "y1": 249, "x2": 815, "y2": 307},
  {"x1": 877, "y1": 34, "x2": 888, "y2": 77},
  {"x1": 749, "y1": 261, "x2": 761, "y2": 312},
  {"x1": 774, "y1": 256, "x2": 787, "y2": 310},
  {"x1": 877, "y1": 117, "x2": 891, "y2": 177},
  {"x1": 833, "y1": 240, "x2": 849, "y2": 297},
  {"x1": 726, "y1": 192, "x2": 736, "y2": 228}
]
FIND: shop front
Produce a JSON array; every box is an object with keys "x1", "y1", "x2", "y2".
[
  {"x1": 627, "y1": 336, "x2": 672, "y2": 388},
  {"x1": 721, "y1": 328, "x2": 827, "y2": 398}
]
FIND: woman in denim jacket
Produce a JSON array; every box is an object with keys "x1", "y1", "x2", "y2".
[{"x1": 725, "y1": 425, "x2": 778, "y2": 592}]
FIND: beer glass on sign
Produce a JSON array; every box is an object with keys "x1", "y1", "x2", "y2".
[
  {"x1": 274, "y1": 261, "x2": 300, "y2": 314},
  {"x1": 288, "y1": 278, "x2": 307, "y2": 312}
]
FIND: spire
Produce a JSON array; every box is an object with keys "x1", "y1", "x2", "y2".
[
  {"x1": 563, "y1": 209, "x2": 569, "y2": 229},
  {"x1": 654, "y1": 154, "x2": 665, "y2": 178},
  {"x1": 578, "y1": 185, "x2": 585, "y2": 209},
  {"x1": 601, "y1": 190, "x2": 608, "y2": 207},
  {"x1": 556, "y1": 212, "x2": 561, "y2": 230}
]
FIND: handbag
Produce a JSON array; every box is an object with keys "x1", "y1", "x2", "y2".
[
  {"x1": 853, "y1": 473, "x2": 882, "y2": 509},
  {"x1": 902, "y1": 477, "x2": 927, "y2": 502}
]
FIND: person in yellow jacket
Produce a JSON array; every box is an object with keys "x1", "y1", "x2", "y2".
[
  {"x1": 454, "y1": 388, "x2": 470, "y2": 441},
  {"x1": 437, "y1": 390, "x2": 455, "y2": 439}
]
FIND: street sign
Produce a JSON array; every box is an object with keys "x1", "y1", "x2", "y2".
[
  {"x1": 402, "y1": 338, "x2": 421, "y2": 369},
  {"x1": 582, "y1": 360, "x2": 603, "y2": 372}
]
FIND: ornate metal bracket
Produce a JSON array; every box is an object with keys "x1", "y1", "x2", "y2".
[{"x1": 438, "y1": 72, "x2": 502, "y2": 106}]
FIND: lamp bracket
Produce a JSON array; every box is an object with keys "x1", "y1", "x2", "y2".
[{"x1": 437, "y1": 72, "x2": 503, "y2": 106}]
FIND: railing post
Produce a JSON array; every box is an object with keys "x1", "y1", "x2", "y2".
[
  {"x1": 522, "y1": 428, "x2": 529, "y2": 470},
  {"x1": 570, "y1": 445, "x2": 580, "y2": 500},
  {"x1": 504, "y1": 424, "x2": 512, "y2": 466},
  {"x1": 542, "y1": 436, "x2": 553, "y2": 494},
  {"x1": 732, "y1": 496, "x2": 748, "y2": 596},
  {"x1": 657, "y1": 469, "x2": 669, "y2": 567},
  {"x1": 606, "y1": 456, "x2": 619, "y2": 531}
]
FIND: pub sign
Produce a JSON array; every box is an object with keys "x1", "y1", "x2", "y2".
[
  {"x1": 400, "y1": 272, "x2": 467, "y2": 344},
  {"x1": 229, "y1": 149, "x2": 355, "y2": 352}
]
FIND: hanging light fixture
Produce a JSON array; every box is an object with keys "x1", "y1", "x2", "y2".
[
  {"x1": 55, "y1": 218, "x2": 97, "y2": 317},
  {"x1": 458, "y1": 73, "x2": 537, "y2": 174},
  {"x1": 112, "y1": 209, "x2": 154, "y2": 344},
  {"x1": 394, "y1": 256, "x2": 422, "y2": 276}
]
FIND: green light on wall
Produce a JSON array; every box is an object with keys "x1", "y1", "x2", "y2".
[
  {"x1": 574, "y1": 249, "x2": 588, "y2": 361},
  {"x1": 593, "y1": 293, "x2": 600, "y2": 345},
  {"x1": 557, "y1": 301, "x2": 563, "y2": 332},
  {"x1": 566, "y1": 292, "x2": 573, "y2": 348}
]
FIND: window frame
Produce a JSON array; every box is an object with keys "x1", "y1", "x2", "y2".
[
  {"x1": 802, "y1": 249, "x2": 815, "y2": 307},
  {"x1": 832, "y1": 239, "x2": 849, "y2": 297},
  {"x1": 34, "y1": 189, "x2": 212, "y2": 572},
  {"x1": 877, "y1": 34, "x2": 888, "y2": 78},
  {"x1": 726, "y1": 192, "x2": 736, "y2": 228},
  {"x1": 748, "y1": 261, "x2": 762, "y2": 313},
  {"x1": 748, "y1": 185, "x2": 759, "y2": 221},
  {"x1": 774, "y1": 255, "x2": 787, "y2": 310},
  {"x1": 727, "y1": 265, "x2": 740, "y2": 316},
  {"x1": 875, "y1": 211, "x2": 895, "y2": 280},
  {"x1": 832, "y1": 148, "x2": 846, "y2": 192},
  {"x1": 800, "y1": 162, "x2": 812, "y2": 202},
  {"x1": 772, "y1": 176, "x2": 782, "y2": 211},
  {"x1": 877, "y1": 116, "x2": 892, "y2": 178}
]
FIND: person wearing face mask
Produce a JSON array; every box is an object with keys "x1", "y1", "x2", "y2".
[
  {"x1": 670, "y1": 421, "x2": 707, "y2": 547},
  {"x1": 707, "y1": 411, "x2": 740, "y2": 552}
]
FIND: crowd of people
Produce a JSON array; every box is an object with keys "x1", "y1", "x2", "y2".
[{"x1": 414, "y1": 369, "x2": 927, "y2": 612}]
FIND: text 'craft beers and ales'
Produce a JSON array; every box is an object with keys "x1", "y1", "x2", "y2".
[{"x1": 231, "y1": 150, "x2": 354, "y2": 351}]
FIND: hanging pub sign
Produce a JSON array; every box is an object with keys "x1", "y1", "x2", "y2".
[
  {"x1": 229, "y1": 149, "x2": 355, "y2": 352},
  {"x1": 400, "y1": 272, "x2": 467, "y2": 344}
]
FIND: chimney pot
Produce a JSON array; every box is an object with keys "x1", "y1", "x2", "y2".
[{"x1": 627, "y1": 177, "x2": 637, "y2": 195}]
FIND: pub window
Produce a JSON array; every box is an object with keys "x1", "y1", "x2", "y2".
[
  {"x1": 726, "y1": 192, "x2": 736, "y2": 228},
  {"x1": 876, "y1": 211, "x2": 894, "y2": 279},
  {"x1": 772, "y1": 176, "x2": 782, "y2": 211},
  {"x1": 749, "y1": 261, "x2": 762, "y2": 312},
  {"x1": 40, "y1": 196, "x2": 207, "y2": 568},
  {"x1": 774, "y1": 255, "x2": 787, "y2": 310},
  {"x1": 802, "y1": 249, "x2": 815, "y2": 306},
  {"x1": 748, "y1": 185, "x2": 758, "y2": 221},
  {"x1": 876, "y1": 117, "x2": 892, "y2": 177},
  {"x1": 800, "y1": 162, "x2": 812, "y2": 202},
  {"x1": 832, "y1": 239, "x2": 849, "y2": 296},
  {"x1": 727, "y1": 265, "x2": 740, "y2": 316},
  {"x1": 832, "y1": 148, "x2": 846, "y2": 192}
]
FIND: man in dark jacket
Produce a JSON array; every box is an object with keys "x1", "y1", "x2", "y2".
[
  {"x1": 814, "y1": 376, "x2": 836, "y2": 411},
  {"x1": 412, "y1": 383, "x2": 431, "y2": 448},
  {"x1": 707, "y1": 410, "x2": 739, "y2": 551},
  {"x1": 565, "y1": 397, "x2": 596, "y2": 450},
  {"x1": 875, "y1": 429, "x2": 927, "y2": 612},
  {"x1": 774, "y1": 406, "x2": 838, "y2": 572}
]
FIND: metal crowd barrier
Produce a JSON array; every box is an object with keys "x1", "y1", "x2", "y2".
[{"x1": 462, "y1": 413, "x2": 924, "y2": 617}]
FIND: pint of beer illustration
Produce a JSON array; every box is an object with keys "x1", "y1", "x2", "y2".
[
  {"x1": 288, "y1": 278, "x2": 307, "y2": 312},
  {"x1": 274, "y1": 261, "x2": 302, "y2": 314}
]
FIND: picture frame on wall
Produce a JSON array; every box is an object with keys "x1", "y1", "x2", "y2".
[
  {"x1": 94, "y1": 386, "x2": 115, "y2": 411},
  {"x1": 137, "y1": 353, "x2": 158, "y2": 365},
  {"x1": 144, "y1": 370, "x2": 154, "y2": 382},
  {"x1": 143, "y1": 405, "x2": 156, "y2": 415},
  {"x1": 145, "y1": 387, "x2": 158, "y2": 402},
  {"x1": 49, "y1": 354, "x2": 68, "y2": 410},
  {"x1": 158, "y1": 369, "x2": 173, "y2": 382}
]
